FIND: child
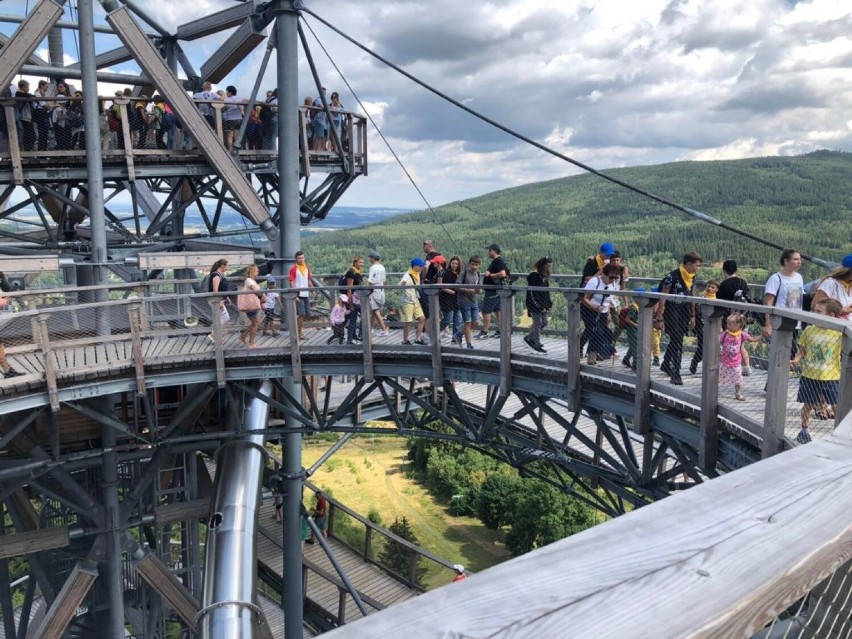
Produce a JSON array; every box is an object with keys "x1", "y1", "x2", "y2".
[
  {"x1": 689, "y1": 279, "x2": 720, "y2": 375},
  {"x1": 261, "y1": 276, "x2": 280, "y2": 337},
  {"x1": 327, "y1": 294, "x2": 348, "y2": 344},
  {"x1": 619, "y1": 298, "x2": 639, "y2": 370},
  {"x1": 719, "y1": 312, "x2": 751, "y2": 401},
  {"x1": 790, "y1": 299, "x2": 844, "y2": 444},
  {"x1": 400, "y1": 258, "x2": 426, "y2": 345}
]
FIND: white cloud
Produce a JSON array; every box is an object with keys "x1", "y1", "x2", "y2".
[{"x1": 4, "y1": 0, "x2": 852, "y2": 209}]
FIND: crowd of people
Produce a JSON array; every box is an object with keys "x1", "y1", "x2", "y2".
[{"x1": 1, "y1": 77, "x2": 348, "y2": 154}]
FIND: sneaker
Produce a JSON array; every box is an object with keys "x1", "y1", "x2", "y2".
[
  {"x1": 379, "y1": 330, "x2": 389, "y2": 336},
  {"x1": 466, "y1": 343, "x2": 474, "y2": 350},
  {"x1": 475, "y1": 331, "x2": 489, "y2": 340},
  {"x1": 621, "y1": 356, "x2": 632, "y2": 369},
  {"x1": 533, "y1": 344, "x2": 547, "y2": 353},
  {"x1": 670, "y1": 374, "x2": 684, "y2": 386},
  {"x1": 689, "y1": 363, "x2": 698, "y2": 375},
  {"x1": 491, "y1": 331, "x2": 501, "y2": 339},
  {"x1": 305, "y1": 539, "x2": 315, "y2": 545},
  {"x1": 402, "y1": 340, "x2": 412, "y2": 345},
  {"x1": 796, "y1": 428, "x2": 812, "y2": 444},
  {"x1": 652, "y1": 356, "x2": 660, "y2": 366},
  {"x1": 2, "y1": 368, "x2": 23, "y2": 378},
  {"x1": 414, "y1": 338, "x2": 428, "y2": 345},
  {"x1": 346, "y1": 340, "x2": 357, "y2": 345}
]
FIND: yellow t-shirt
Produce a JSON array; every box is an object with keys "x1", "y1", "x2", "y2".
[{"x1": 798, "y1": 324, "x2": 842, "y2": 381}]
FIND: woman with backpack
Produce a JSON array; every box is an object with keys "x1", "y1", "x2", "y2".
[
  {"x1": 237, "y1": 265, "x2": 264, "y2": 348},
  {"x1": 582, "y1": 263, "x2": 620, "y2": 365}
]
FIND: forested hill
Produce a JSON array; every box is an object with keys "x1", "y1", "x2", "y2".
[{"x1": 302, "y1": 150, "x2": 852, "y2": 284}]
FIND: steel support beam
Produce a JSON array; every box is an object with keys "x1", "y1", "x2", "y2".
[
  {"x1": 175, "y1": 2, "x2": 254, "y2": 41},
  {"x1": 0, "y1": 0, "x2": 64, "y2": 91},
  {"x1": 104, "y1": 5, "x2": 278, "y2": 240},
  {"x1": 199, "y1": 19, "x2": 267, "y2": 84}
]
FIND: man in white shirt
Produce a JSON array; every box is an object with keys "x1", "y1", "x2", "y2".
[{"x1": 367, "y1": 251, "x2": 389, "y2": 335}]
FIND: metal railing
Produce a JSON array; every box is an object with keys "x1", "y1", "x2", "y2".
[
  {"x1": 0, "y1": 96, "x2": 367, "y2": 177},
  {"x1": 0, "y1": 277, "x2": 849, "y2": 459}
]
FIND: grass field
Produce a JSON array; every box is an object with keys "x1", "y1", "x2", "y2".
[{"x1": 297, "y1": 434, "x2": 510, "y2": 588}]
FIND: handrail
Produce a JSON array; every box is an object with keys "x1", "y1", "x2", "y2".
[{"x1": 321, "y1": 409, "x2": 852, "y2": 639}]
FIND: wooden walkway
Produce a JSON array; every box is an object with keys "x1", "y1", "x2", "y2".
[{"x1": 0, "y1": 322, "x2": 830, "y2": 445}]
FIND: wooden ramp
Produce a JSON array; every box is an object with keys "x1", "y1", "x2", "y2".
[{"x1": 255, "y1": 495, "x2": 418, "y2": 626}]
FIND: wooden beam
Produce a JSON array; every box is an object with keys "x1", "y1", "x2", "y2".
[
  {"x1": 0, "y1": 527, "x2": 70, "y2": 559},
  {"x1": 153, "y1": 498, "x2": 210, "y2": 526},
  {"x1": 698, "y1": 303, "x2": 726, "y2": 468},
  {"x1": 136, "y1": 251, "x2": 256, "y2": 271},
  {"x1": 32, "y1": 314, "x2": 59, "y2": 412},
  {"x1": 0, "y1": 0, "x2": 64, "y2": 91},
  {"x1": 136, "y1": 553, "x2": 199, "y2": 633},
  {"x1": 762, "y1": 315, "x2": 798, "y2": 457},
  {"x1": 0, "y1": 255, "x2": 60, "y2": 273},
  {"x1": 498, "y1": 290, "x2": 513, "y2": 398},
  {"x1": 29, "y1": 560, "x2": 98, "y2": 639},
  {"x1": 632, "y1": 296, "x2": 657, "y2": 435}
]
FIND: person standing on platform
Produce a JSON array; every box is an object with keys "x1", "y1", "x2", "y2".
[
  {"x1": 790, "y1": 298, "x2": 844, "y2": 444},
  {"x1": 400, "y1": 258, "x2": 426, "y2": 345},
  {"x1": 343, "y1": 256, "x2": 364, "y2": 345},
  {"x1": 524, "y1": 256, "x2": 552, "y2": 353},
  {"x1": 367, "y1": 251, "x2": 389, "y2": 336},
  {"x1": 306, "y1": 490, "x2": 328, "y2": 544},
  {"x1": 261, "y1": 276, "x2": 280, "y2": 337},
  {"x1": 452, "y1": 564, "x2": 467, "y2": 582},
  {"x1": 457, "y1": 256, "x2": 482, "y2": 350},
  {"x1": 763, "y1": 248, "x2": 805, "y2": 353},
  {"x1": 655, "y1": 251, "x2": 702, "y2": 385},
  {"x1": 810, "y1": 254, "x2": 852, "y2": 319},
  {"x1": 288, "y1": 251, "x2": 313, "y2": 340},
  {"x1": 193, "y1": 81, "x2": 218, "y2": 129},
  {"x1": 582, "y1": 242, "x2": 616, "y2": 286},
  {"x1": 478, "y1": 244, "x2": 508, "y2": 339},
  {"x1": 208, "y1": 259, "x2": 232, "y2": 340},
  {"x1": 582, "y1": 263, "x2": 620, "y2": 365}
]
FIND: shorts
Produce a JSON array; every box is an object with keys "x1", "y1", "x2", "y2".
[
  {"x1": 481, "y1": 294, "x2": 500, "y2": 315},
  {"x1": 314, "y1": 515, "x2": 327, "y2": 531},
  {"x1": 263, "y1": 307, "x2": 276, "y2": 320},
  {"x1": 458, "y1": 300, "x2": 480, "y2": 324},
  {"x1": 245, "y1": 310, "x2": 259, "y2": 319},
  {"x1": 295, "y1": 297, "x2": 311, "y2": 317},
  {"x1": 401, "y1": 302, "x2": 424, "y2": 323},
  {"x1": 370, "y1": 290, "x2": 385, "y2": 312},
  {"x1": 223, "y1": 119, "x2": 239, "y2": 131},
  {"x1": 797, "y1": 377, "x2": 839, "y2": 405}
]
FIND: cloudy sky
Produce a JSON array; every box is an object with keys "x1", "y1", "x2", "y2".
[{"x1": 3, "y1": 0, "x2": 852, "y2": 208}]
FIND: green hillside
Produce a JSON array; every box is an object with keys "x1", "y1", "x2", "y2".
[{"x1": 303, "y1": 150, "x2": 852, "y2": 284}]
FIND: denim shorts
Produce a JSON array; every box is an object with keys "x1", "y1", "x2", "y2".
[
  {"x1": 797, "y1": 377, "x2": 839, "y2": 405},
  {"x1": 459, "y1": 301, "x2": 480, "y2": 324}
]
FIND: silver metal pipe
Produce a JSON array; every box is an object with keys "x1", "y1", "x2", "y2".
[
  {"x1": 0, "y1": 16, "x2": 121, "y2": 35},
  {"x1": 199, "y1": 380, "x2": 272, "y2": 638},
  {"x1": 47, "y1": 26, "x2": 63, "y2": 67}
]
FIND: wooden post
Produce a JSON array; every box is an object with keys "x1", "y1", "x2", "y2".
[
  {"x1": 426, "y1": 290, "x2": 442, "y2": 393},
  {"x1": 283, "y1": 291, "x2": 302, "y2": 380},
  {"x1": 565, "y1": 292, "x2": 584, "y2": 410},
  {"x1": 364, "y1": 526, "x2": 373, "y2": 562},
  {"x1": 135, "y1": 553, "x2": 200, "y2": 633},
  {"x1": 338, "y1": 589, "x2": 347, "y2": 624},
  {"x1": 115, "y1": 98, "x2": 135, "y2": 181},
  {"x1": 361, "y1": 291, "x2": 374, "y2": 382},
  {"x1": 30, "y1": 560, "x2": 98, "y2": 639},
  {"x1": 32, "y1": 314, "x2": 59, "y2": 412},
  {"x1": 498, "y1": 289, "x2": 514, "y2": 398},
  {"x1": 2, "y1": 103, "x2": 24, "y2": 184},
  {"x1": 836, "y1": 332, "x2": 852, "y2": 428},
  {"x1": 209, "y1": 298, "x2": 226, "y2": 388},
  {"x1": 762, "y1": 314, "x2": 797, "y2": 457},
  {"x1": 128, "y1": 303, "x2": 146, "y2": 396},
  {"x1": 633, "y1": 296, "x2": 657, "y2": 435},
  {"x1": 698, "y1": 302, "x2": 726, "y2": 469}
]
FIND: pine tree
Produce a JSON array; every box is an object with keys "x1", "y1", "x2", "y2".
[{"x1": 378, "y1": 516, "x2": 426, "y2": 587}]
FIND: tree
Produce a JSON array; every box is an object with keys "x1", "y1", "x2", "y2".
[
  {"x1": 378, "y1": 516, "x2": 426, "y2": 587},
  {"x1": 476, "y1": 473, "x2": 522, "y2": 529},
  {"x1": 504, "y1": 483, "x2": 595, "y2": 556}
]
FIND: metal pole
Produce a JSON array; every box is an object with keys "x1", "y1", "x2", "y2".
[
  {"x1": 276, "y1": 2, "x2": 304, "y2": 637},
  {"x1": 101, "y1": 425, "x2": 127, "y2": 638},
  {"x1": 79, "y1": 0, "x2": 109, "y2": 334}
]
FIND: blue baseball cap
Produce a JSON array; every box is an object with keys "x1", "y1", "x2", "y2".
[
  {"x1": 843, "y1": 254, "x2": 852, "y2": 268},
  {"x1": 411, "y1": 258, "x2": 425, "y2": 267},
  {"x1": 600, "y1": 242, "x2": 615, "y2": 256}
]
